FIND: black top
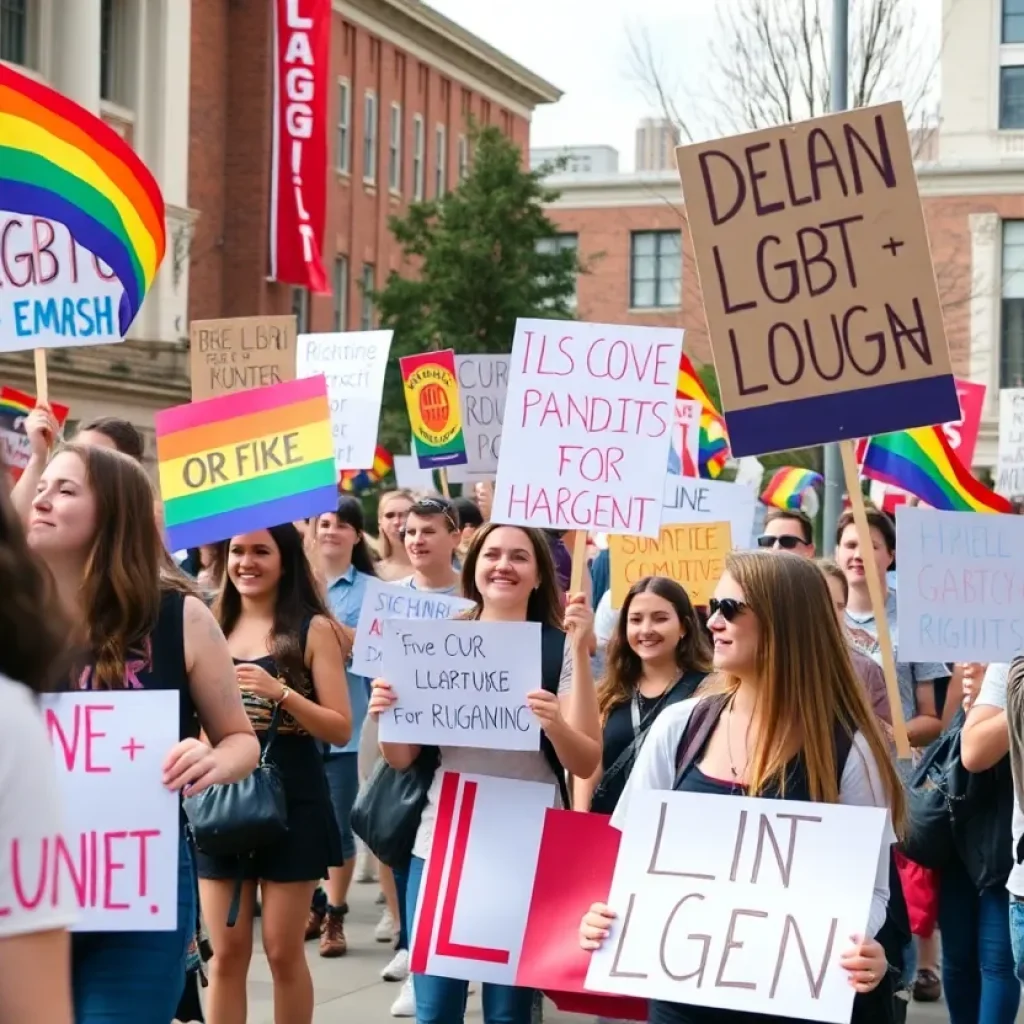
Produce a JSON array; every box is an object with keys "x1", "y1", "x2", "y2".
[{"x1": 236, "y1": 617, "x2": 316, "y2": 736}]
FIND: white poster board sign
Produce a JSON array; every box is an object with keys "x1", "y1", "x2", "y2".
[
  {"x1": 996, "y1": 388, "x2": 1024, "y2": 498},
  {"x1": 296, "y1": 330, "x2": 393, "y2": 470},
  {"x1": 0, "y1": 213, "x2": 126, "y2": 351},
  {"x1": 663, "y1": 475, "x2": 758, "y2": 548},
  {"x1": 493, "y1": 318, "x2": 684, "y2": 538},
  {"x1": 11, "y1": 692, "x2": 181, "y2": 932},
  {"x1": 586, "y1": 789, "x2": 887, "y2": 1023},
  {"x1": 394, "y1": 454, "x2": 435, "y2": 491},
  {"x1": 379, "y1": 620, "x2": 541, "y2": 751},
  {"x1": 895, "y1": 505, "x2": 1024, "y2": 663},
  {"x1": 456, "y1": 354, "x2": 508, "y2": 475},
  {"x1": 351, "y1": 578, "x2": 474, "y2": 677}
]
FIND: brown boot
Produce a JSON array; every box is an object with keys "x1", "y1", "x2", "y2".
[
  {"x1": 304, "y1": 905, "x2": 325, "y2": 941},
  {"x1": 319, "y1": 909, "x2": 347, "y2": 958}
]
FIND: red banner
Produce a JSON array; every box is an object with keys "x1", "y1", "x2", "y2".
[{"x1": 269, "y1": 0, "x2": 329, "y2": 293}]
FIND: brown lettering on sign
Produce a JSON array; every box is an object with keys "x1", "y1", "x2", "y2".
[
  {"x1": 715, "y1": 908, "x2": 768, "y2": 990},
  {"x1": 608, "y1": 893, "x2": 649, "y2": 981},
  {"x1": 647, "y1": 801, "x2": 715, "y2": 880},
  {"x1": 189, "y1": 315, "x2": 299, "y2": 402},
  {"x1": 658, "y1": 893, "x2": 711, "y2": 984},
  {"x1": 769, "y1": 914, "x2": 839, "y2": 1000},
  {"x1": 751, "y1": 813, "x2": 822, "y2": 888}
]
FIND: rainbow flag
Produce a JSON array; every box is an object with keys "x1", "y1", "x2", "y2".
[
  {"x1": 0, "y1": 387, "x2": 70, "y2": 480},
  {"x1": 677, "y1": 353, "x2": 730, "y2": 478},
  {"x1": 0, "y1": 64, "x2": 165, "y2": 336},
  {"x1": 155, "y1": 376, "x2": 337, "y2": 550},
  {"x1": 862, "y1": 425, "x2": 1012, "y2": 514},
  {"x1": 761, "y1": 467, "x2": 823, "y2": 511},
  {"x1": 340, "y1": 445, "x2": 394, "y2": 494}
]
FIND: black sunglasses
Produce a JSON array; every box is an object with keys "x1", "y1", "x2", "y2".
[
  {"x1": 756, "y1": 534, "x2": 805, "y2": 550},
  {"x1": 708, "y1": 597, "x2": 748, "y2": 621}
]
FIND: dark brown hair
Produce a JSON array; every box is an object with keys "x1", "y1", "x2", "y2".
[
  {"x1": 835, "y1": 505, "x2": 896, "y2": 553},
  {"x1": 598, "y1": 576, "x2": 712, "y2": 719},
  {"x1": 79, "y1": 417, "x2": 145, "y2": 462},
  {"x1": 764, "y1": 506, "x2": 813, "y2": 545}
]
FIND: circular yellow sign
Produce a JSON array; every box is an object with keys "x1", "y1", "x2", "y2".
[{"x1": 405, "y1": 366, "x2": 460, "y2": 448}]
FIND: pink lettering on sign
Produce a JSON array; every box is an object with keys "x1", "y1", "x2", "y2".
[
  {"x1": 0, "y1": 216, "x2": 115, "y2": 289},
  {"x1": 45, "y1": 703, "x2": 115, "y2": 774}
]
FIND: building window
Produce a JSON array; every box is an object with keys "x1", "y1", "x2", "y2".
[
  {"x1": 333, "y1": 256, "x2": 348, "y2": 331},
  {"x1": 360, "y1": 264, "x2": 375, "y2": 329},
  {"x1": 336, "y1": 79, "x2": 351, "y2": 173},
  {"x1": 412, "y1": 115, "x2": 425, "y2": 201},
  {"x1": 0, "y1": 0, "x2": 35, "y2": 68},
  {"x1": 292, "y1": 287, "x2": 310, "y2": 334},
  {"x1": 100, "y1": 0, "x2": 128, "y2": 105},
  {"x1": 363, "y1": 90, "x2": 378, "y2": 182},
  {"x1": 630, "y1": 230, "x2": 682, "y2": 309},
  {"x1": 388, "y1": 102, "x2": 402, "y2": 192},
  {"x1": 1005, "y1": 0, "x2": 1024, "y2": 43},
  {"x1": 1002, "y1": 221, "x2": 1024, "y2": 387},
  {"x1": 536, "y1": 233, "x2": 579, "y2": 311},
  {"x1": 1001, "y1": 67, "x2": 1024, "y2": 130},
  {"x1": 435, "y1": 125, "x2": 447, "y2": 196},
  {"x1": 458, "y1": 134, "x2": 469, "y2": 181}
]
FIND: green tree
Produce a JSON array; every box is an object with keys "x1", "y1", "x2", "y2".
[{"x1": 372, "y1": 124, "x2": 581, "y2": 452}]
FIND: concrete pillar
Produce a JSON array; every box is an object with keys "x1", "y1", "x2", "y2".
[{"x1": 51, "y1": 0, "x2": 101, "y2": 113}]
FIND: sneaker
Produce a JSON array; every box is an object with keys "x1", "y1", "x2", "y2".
[
  {"x1": 390, "y1": 976, "x2": 416, "y2": 1017},
  {"x1": 319, "y1": 910, "x2": 347, "y2": 958},
  {"x1": 382, "y1": 948, "x2": 410, "y2": 982},
  {"x1": 375, "y1": 908, "x2": 397, "y2": 943},
  {"x1": 304, "y1": 905, "x2": 325, "y2": 941},
  {"x1": 356, "y1": 846, "x2": 378, "y2": 884},
  {"x1": 912, "y1": 968, "x2": 942, "y2": 1003}
]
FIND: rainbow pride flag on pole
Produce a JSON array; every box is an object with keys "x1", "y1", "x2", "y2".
[
  {"x1": 862, "y1": 425, "x2": 1012, "y2": 514},
  {"x1": 340, "y1": 445, "x2": 394, "y2": 494},
  {"x1": 761, "y1": 467, "x2": 823, "y2": 511},
  {"x1": 156, "y1": 377, "x2": 337, "y2": 550},
  {"x1": 677, "y1": 353, "x2": 730, "y2": 478}
]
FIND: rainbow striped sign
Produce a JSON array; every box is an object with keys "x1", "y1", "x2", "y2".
[{"x1": 156, "y1": 376, "x2": 337, "y2": 550}]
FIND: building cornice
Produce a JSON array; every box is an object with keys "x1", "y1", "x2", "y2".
[{"x1": 335, "y1": 0, "x2": 561, "y2": 113}]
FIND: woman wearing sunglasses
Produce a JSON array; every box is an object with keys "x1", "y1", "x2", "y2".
[{"x1": 579, "y1": 551, "x2": 904, "y2": 1024}]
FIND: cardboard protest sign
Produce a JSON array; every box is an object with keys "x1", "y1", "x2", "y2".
[
  {"x1": 296, "y1": 330, "x2": 392, "y2": 471},
  {"x1": 662, "y1": 475, "x2": 757, "y2": 550},
  {"x1": 0, "y1": 386, "x2": 70, "y2": 480},
  {"x1": 586, "y1": 789, "x2": 888, "y2": 1022},
  {"x1": 608, "y1": 522, "x2": 731, "y2": 608},
  {"x1": 895, "y1": 505, "x2": 1024, "y2": 663},
  {"x1": 189, "y1": 315, "x2": 298, "y2": 401},
  {"x1": 7, "y1": 692, "x2": 181, "y2": 931},
  {"x1": 997, "y1": 388, "x2": 1024, "y2": 498},
  {"x1": 676, "y1": 102, "x2": 959, "y2": 457},
  {"x1": 456, "y1": 354, "x2": 508, "y2": 475},
  {"x1": 380, "y1": 620, "x2": 541, "y2": 751},
  {"x1": 155, "y1": 375, "x2": 337, "y2": 550},
  {"x1": 350, "y1": 578, "x2": 474, "y2": 677},
  {"x1": 493, "y1": 318, "x2": 683, "y2": 538},
  {"x1": 400, "y1": 349, "x2": 469, "y2": 469}
]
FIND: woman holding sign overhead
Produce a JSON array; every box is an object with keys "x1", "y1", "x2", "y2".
[
  {"x1": 579, "y1": 552, "x2": 904, "y2": 1024},
  {"x1": 369, "y1": 520, "x2": 601, "y2": 1024}
]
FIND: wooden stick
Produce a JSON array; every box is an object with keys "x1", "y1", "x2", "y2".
[
  {"x1": 34, "y1": 348, "x2": 48, "y2": 404},
  {"x1": 839, "y1": 440, "x2": 911, "y2": 759},
  {"x1": 439, "y1": 468, "x2": 450, "y2": 498},
  {"x1": 569, "y1": 529, "x2": 588, "y2": 594}
]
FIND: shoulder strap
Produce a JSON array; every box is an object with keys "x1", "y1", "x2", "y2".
[
  {"x1": 834, "y1": 723, "x2": 854, "y2": 788},
  {"x1": 151, "y1": 589, "x2": 188, "y2": 685},
  {"x1": 674, "y1": 693, "x2": 729, "y2": 788},
  {"x1": 539, "y1": 624, "x2": 571, "y2": 809},
  {"x1": 300, "y1": 615, "x2": 315, "y2": 656}
]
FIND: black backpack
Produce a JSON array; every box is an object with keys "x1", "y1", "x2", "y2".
[{"x1": 539, "y1": 624, "x2": 571, "y2": 809}]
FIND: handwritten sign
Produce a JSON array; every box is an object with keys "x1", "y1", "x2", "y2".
[
  {"x1": 0, "y1": 386, "x2": 70, "y2": 480},
  {"x1": 0, "y1": 692, "x2": 181, "y2": 932},
  {"x1": 676, "y1": 102, "x2": 959, "y2": 457},
  {"x1": 494, "y1": 318, "x2": 683, "y2": 538},
  {"x1": 0, "y1": 213, "x2": 125, "y2": 351},
  {"x1": 189, "y1": 315, "x2": 298, "y2": 401},
  {"x1": 608, "y1": 522, "x2": 731, "y2": 608},
  {"x1": 997, "y1": 389, "x2": 1024, "y2": 498},
  {"x1": 379, "y1": 620, "x2": 541, "y2": 751},
  {"x1": 662, "y1": 475, "x2": 757, "y2": 549},
  {"x1": 894, "y1": 505, "x2": 1024, "y2": 663},
  {"x1": 351, "y1": 578, "x2": 474, "y2": 677},
  {"x1": 401, "y1": 349, "x2": 469, "y2": 469},
  {"x1": 586, "y1": 789, "x2": 887, "y2": 1022},
  {"x1": 456, "y1": 354, "x2": 508, "y2": 475}
]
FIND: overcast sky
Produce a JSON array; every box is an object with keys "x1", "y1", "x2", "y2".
[{"x1": 429, "y1": 0, "x2": 941, "y2": 171}]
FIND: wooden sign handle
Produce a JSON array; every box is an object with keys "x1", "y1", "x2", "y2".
[
  {"x1": 439, "y1": 468, "x2": 450, "y2": 498},
  {"x1": 34, "y1": 348, "x2": 48, "y2": 405},
  {"x1": 569, "y1": 529, "x2": 588, "y2": 594},
  {"x1": 839, "y1": 440, "x2": 912, "y2": 759}
]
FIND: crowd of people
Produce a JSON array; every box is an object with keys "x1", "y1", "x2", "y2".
[{"x1": 1, "y1": 406, "x2": 1023, "y2": 1024}]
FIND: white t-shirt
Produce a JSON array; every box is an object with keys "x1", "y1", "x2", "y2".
[
  {"x1": 612, "y1": 696, "x2": 896, "y2": 938},
  {"x1": 0, "y1": 675, "x2": 76, "y2": 937}
]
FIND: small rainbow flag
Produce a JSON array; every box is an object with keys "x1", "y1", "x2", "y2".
[
  {"x1": 677, "y1": 353, "x2": 730, "y2": 478},
  {"x1": 862, "y1": 425, "x2": 1012, "y2": 514},
  {"x1": 761, "y1": 467, "x2": 823, "y2": 511},
  {"x1": 340, "y1": 445, "x2": 394, "y2": 494},
  {"x1": 0, "y1": 64, "x2": 166, "y2": 335},
  {"x1": 155, "y1": 376, "x2": 337, "y2": 550},
  {"x1": 0, "y1": 387, "x2": 70, "y2": 480}
]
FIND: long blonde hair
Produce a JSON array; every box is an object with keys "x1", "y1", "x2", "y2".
[
  {"x1": 376, "y1": 489, "x2": 414, "y2": 561},
  {"x1": 710, "y1": 551, "x2": 905, "y2": 832}
]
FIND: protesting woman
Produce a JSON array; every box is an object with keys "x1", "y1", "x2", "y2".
[
  {"x1": 576, "y1": 576, "x2": 711, "y2": 815},
  {"x1": 198, "y1": 523, "x2": 351, "y2": 1024},
  {"x1": 369, "y1": 521, "x2": 601, "y2": 1024},
  {"x1": 579, "y1": 552, "x2": 903, "y2": 1024},
  {"x1": 26, "y1": 445, "x2": 259, "y2": 1022},
  {"x1": 374, "y1": 490, "x2": 415, "y2": 581}
]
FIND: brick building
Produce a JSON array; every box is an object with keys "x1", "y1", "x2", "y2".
[{"x1": 189, "y1": 0, "x2": 560, "y2": 339}]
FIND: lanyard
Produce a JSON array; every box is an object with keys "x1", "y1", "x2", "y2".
[{"x1": 630, "y1": 689, "x2": 641, "y2": 735}]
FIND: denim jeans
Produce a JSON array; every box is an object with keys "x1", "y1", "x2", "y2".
[
  {"x1": 72, "y1": 834, "x2": 195, "y2": 1023},
  {"x1": 394, "y1": 858, "x2": 411, "y2": 952},
  {"x1": 407, "y1": 854, "x2": 535, "y2": 1024},
  {"x1": 323, "y1": 752, "x2": 359, "y2": 862},
  {"x1": 937, "y1": 858, "x2": 1020, "y2": 1024},
  {"x1": 1008, "y1": 898, "x2": 1024, "y2": 982}
]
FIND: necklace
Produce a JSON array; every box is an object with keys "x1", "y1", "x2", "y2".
[{"x1": 725, "y1": 695, "x2": 745, "y2": 781}]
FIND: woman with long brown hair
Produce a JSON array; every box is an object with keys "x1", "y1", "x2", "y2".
[
  {"x1": 579, "y1": 551, "x2": 904, "y2": 1024},
  {"x1": 26, "y1": 444, "x2": 259, "y2": 1023},
  {"x1": 577, "y1": 576, "x2": 712, "y2": 815}
]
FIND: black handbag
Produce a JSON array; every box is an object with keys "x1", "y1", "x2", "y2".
[
  {"x1": 183, "y1": 706, "x2": 288, "y2": 859},
  {"x1": 351, "y1": 745, "x2": 439, "y2": 868},
  {"x1": 901, "y1": 721, "x2": 962, "y2": 870}
]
